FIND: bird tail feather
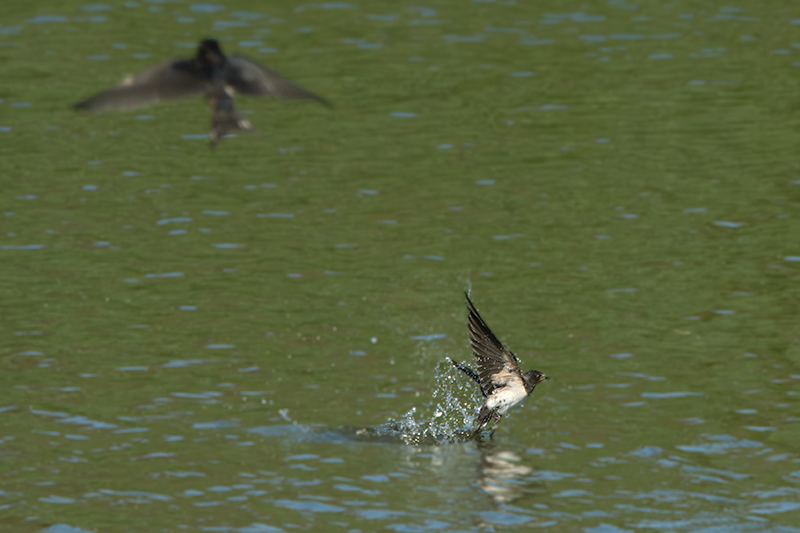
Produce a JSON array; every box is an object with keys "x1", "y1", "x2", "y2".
[
  {"x1": 446, "y1": 357, "x2": 483, "y2": 391},
  {"x1": 209, "y1": 91, "x2": 253, "y2": 146}
]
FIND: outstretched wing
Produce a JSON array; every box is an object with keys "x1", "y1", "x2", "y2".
[
  {"x1": 225, "y1": 55, "x2": 331, "y2": 106},
  {"x1": 74, "y1": 58, "x2": 207, "y2": 111},
  {"x1": 466, "y1": 293, "x2": 524, "y2": 398}
]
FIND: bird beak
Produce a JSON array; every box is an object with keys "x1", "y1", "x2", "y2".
[{"x1": 538, "y1": 374, "x2": 548, "y2": 384}]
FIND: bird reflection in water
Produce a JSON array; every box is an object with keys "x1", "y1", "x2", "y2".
[{"x1": 476, "y1": 441, "x2": 537, "y2": 504}]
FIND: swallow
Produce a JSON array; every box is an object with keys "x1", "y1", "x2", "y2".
[
  {"x1": 73, "y1": 38, "x2": 330, "y2": 146},
  {"x1": 447, "y1": 293, "x2": 547, "y2": 432}
]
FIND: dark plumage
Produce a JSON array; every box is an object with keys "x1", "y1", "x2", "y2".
[
  {"x1": 448, "y1": 293, "x2": 547, "y2": 432},
  {"x1": 74, "y1": 38, "x2": 330, "y2": 146}
]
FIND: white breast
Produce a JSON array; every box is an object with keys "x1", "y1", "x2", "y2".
[{"x1": 486, "y1": 386, "x2": 528, "y2": 416}]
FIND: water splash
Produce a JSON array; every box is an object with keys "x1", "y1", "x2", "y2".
[
  {"x1": 358, "y1": 360, "x2": 484, "y2": 445},
  {"x1": 249, "y1": 361, "x2": 487, "y2": 445}
]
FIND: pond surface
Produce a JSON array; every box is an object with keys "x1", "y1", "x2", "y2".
[{"x1": 1, "y1": 0, "x2": 800, "y2": 531}]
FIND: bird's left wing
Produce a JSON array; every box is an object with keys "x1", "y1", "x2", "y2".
[{"x1": 224, "y1": 56, "x2": 331, "y2": 106}]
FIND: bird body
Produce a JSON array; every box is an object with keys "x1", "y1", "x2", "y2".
[
  {"x1": 74, "y1": 38, "x2": 329, "y2": 145},
  {"x1": 478, "y1": 372, "x2": 533, "y2": 425},
  {"x1": 448, "y1": 294, "x2": 547, "y2": 432}
]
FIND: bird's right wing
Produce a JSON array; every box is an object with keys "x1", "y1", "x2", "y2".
[
  {"x1": 74, "y1": 59, "x2": 207, "y2": 111},
  {"x1": 466, "y1": 294, "x2": 524, "y2": 398}
]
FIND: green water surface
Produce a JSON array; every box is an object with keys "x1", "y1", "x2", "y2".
[{"x1": 1, "y1": 0, "x2": 799, "y2": 531}]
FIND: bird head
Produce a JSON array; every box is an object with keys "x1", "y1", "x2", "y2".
[
  {"x1": 197, "y1": 38, "x2": 225, "y2": 66},
  {"x1": 521, "y1": 370, "x2": 547, "y2": 394}
]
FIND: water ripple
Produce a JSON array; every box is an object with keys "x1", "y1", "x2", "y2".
[{"x1": 676, "y1": 434, "x2": 763, "y2": 454}]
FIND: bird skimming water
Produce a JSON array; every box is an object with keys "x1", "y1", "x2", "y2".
[
  {"x1": 74, "y1": 38, "x2": 330, "y2": 146},
  {"x1": 448, "y1": 293, "x2": 547, "y2": 433}
]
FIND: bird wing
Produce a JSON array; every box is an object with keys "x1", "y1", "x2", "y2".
[
  {"x1": 74, "y1": 59, "x2": 207, "y2": 111},
  {"x1": 466, "y1": 293, "x2": 524, "y2": 398},
  {"x1": 224, "y1": 55, "x2": 331, "y2": 106}
]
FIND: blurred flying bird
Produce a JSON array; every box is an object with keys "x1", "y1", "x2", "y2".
[{"x1": 74, "y1": 38, "x2": 330, "y2": 146}]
